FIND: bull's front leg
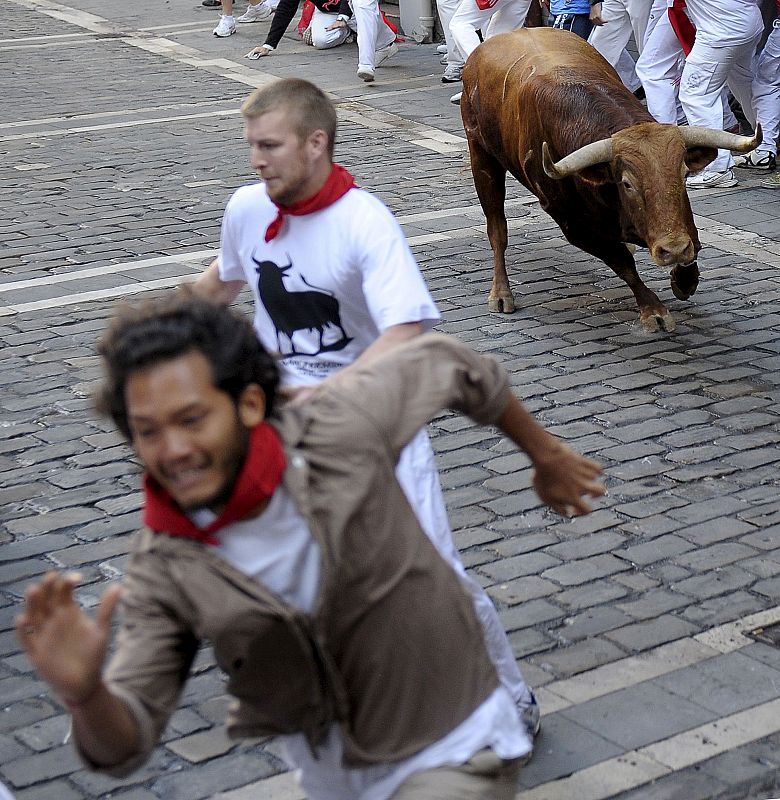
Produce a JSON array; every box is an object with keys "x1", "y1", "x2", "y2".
[
  {"x1": 467, "y1": 140, "x2": 515, "y2": 313},
  {"x1": 606, "y1": 244, "x2": 675, "y2": 332}
]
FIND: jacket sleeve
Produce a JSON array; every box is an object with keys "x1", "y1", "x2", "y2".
[
  {"x1": 324, "y1": 332, "x2": 512, "y2": 460},
  {"x1": 73, "y1": 541, "x2": 200, "y2": 776},
  {"x1": 264, "y1": 0, "x2": 299, "y2": 49}
]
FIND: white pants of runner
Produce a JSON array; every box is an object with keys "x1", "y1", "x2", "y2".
[
  {"x1": 751, "y1": 21, "x2": 780, "y2": 157},
  {"x1": 398, "y1": 429, "x2": 532, "y2": 709},
  {"x1": 343, "y1": 0, "x2": 395, "y2": 68},
  {"x1": 450, "y1": 0, "x2": 532, "y2": 62},
  {"x1": 437, "y1": 0, "x2": 466, "y2": 69},
  {"x1": 636, "y1": 2, "x2": 739, "y2": 130},
  {"x1": 310, "y1": 7, "x2": 351, "y2": 48},
  {"x1": 588, "y1": 0, "x2": 652, "y2": 67},
  {"x1": 679, "y1": 34, "x2": 760, "y2": 172},
  {"x1": 615, "y1": 49, "x2": 642, "y2": 93}
]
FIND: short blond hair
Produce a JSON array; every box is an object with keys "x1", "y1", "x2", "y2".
[{"x1": 241, "y1": 79, "x2": 337, "y2": 157}]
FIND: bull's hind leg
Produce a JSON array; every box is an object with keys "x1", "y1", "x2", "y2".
[{"x1": 467, "y1": 139, "x2": 515, "y2": 313}]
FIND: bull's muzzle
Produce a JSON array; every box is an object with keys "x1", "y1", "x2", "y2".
[{"x1": 650, "y1": 236, "x2": 696, "y2": 268}]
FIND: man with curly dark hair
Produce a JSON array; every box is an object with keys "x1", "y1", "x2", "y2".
[{"x1": 17, "y1": 292, "x2": 603, "y2": 800}]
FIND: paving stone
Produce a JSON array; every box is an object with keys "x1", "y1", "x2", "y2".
[
  {"x1": 559, "y1": 681, "x2": 716, "y2": 751},
  {"x1": 16, "y1": 780, "x2": 85, "y2": 800},
  {"x1": 479, "y1": 551, "x2": 561, "y2": 582},
  {"x1": 551, "y1": 606, "x2": 635, "y2": 643},
  {"x1": 604, "y1": 613, "x2": 700, "y2": 652},
  {"x1": 672, "y1": 565, "x2": 756, "y2": 600},
  {"x1": 517, "y1": 714, "x2": 624, "y2": 787},
  {"x1": 542, "y1": 554, "x2": 632, "y2": 586},
  {"x1": 672, "y1": 542, "x2": 758, "y2": 572},
  {"x1": 487, "y1": 576, "x2": 561, "y2": 606},
  {"x1": 555, "y1": 579, "x2": 631, "y2": 611},
  {"x1": 14, "y1": 714, "x2": 71, "y2": 752},
  {"x1": 616, "y1": 589, "x2": 690, "y2": 620},
  {"x1": 531, "y1": 637, "x2": 627, "y2": 679},
  {"x1": 680, "y1": 517, "x2": 757, "y2": 546},
  {"x1": 653, "y1": 650, "x2": 780, "y2": 716},
  {"x1": 617, "y1": 535, "x2": 696, "y2": 566},
  {"x1": 3, "y1": 745, "x2": 82, "y2": 788}
]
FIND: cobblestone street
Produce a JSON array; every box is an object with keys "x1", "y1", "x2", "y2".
[{"x1": 2, "y1": 0, "x2": 780, "y2": 797}]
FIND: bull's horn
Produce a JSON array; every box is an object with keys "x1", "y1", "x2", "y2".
[
  {"x1": 680, "y1": 123, "x2": 762, "y2": 153},
  {"x1": 542, "y1": 138, "x2": 614, "y2": 179}
]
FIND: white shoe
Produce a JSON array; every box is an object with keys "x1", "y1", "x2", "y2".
[
  {"x1": 237, "y1": 2, "x2": 272, "y2": 21},
  {"x1": 357, "y1": 64, "x2": 375, "y2": 82},
  {"x1": 213, "y1": 15, "x2": 236, "y2": 35},
  {"x1": 302, "y1": 25, "x2": 314, "y2": 45},
  {"x1": 437, "y1": 43, "x2": 447, "y2": 53},
  {"x1": 733, "y1": 149, "x2": 776, "y2": 171},
  {"x1": 686, "y1": 168, "x2": 738, "y2": 189},
  {"x1": 441, "y1": 63, "x2": 462, "y2": 83},
  {"x1": 374, "y1": 41, "x2": 398, "y2": 67},
  {"x1": 450, "y1": 91, "x2": 462, "y2": 105}
]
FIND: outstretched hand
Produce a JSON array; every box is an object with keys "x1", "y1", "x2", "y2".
[
  {"x1": 245, "y1": 45, "x2": 272, "y2": 59},
  {"x1": 532, "y1": 445, "x2": 605, "y2": 516},
  {"x1": 16, "y1": 571, "x2": 122, "y2": 707}
]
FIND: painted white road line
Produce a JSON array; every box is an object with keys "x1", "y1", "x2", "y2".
[
  {"x1": 0, "y1": 250, "x2": 216, "y2": 294},
  {"x1": 538, "y1": 604, "x2": 780, "y2": 714},
  {"x1": 521, "y1": 698, "x2": 780, "y2": 800},
  {"x1": 0, "y1": 99, "x2": 240, "y2": 130}
]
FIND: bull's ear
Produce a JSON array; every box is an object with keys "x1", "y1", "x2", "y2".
[
  {"x1": 685, "y1": 146, "x2": 718, "y2": 174},
  {"x1": 577, "y1": 164, "x2": 612, "y2": 185}
]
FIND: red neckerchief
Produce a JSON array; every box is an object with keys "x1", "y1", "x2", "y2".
[
  {"x1": 668, "y1": 0, "x2": 695, "y2": 56},
  {"x1": 142, "y1": 421, "x2": 286, "y2": 545},
  {"x1": 264, "y1": 164, "x2": 356, "y2": 242}
]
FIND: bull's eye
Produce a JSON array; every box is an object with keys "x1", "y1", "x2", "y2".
[{"x1": 621, "y1": 178, "x2": 635, "y2": 192}]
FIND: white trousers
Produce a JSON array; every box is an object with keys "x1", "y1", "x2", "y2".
[
  {"x1": 450, "y1": 0, "x2": 532, "y2": 62},
  {"x1": 751, "y1": 21, "x2": 780, "y2": 156},
  {"x1": 588, "y1": 0, "x2": 652, "y2": 66},
  {"x1": 309, "y1": 7, "x2": 352, "y2": 48},
  {"x1": 397, "y1": 429, "x2": 531, "y2": 708},
  {"x1": 680, "y1": 35, "x2": 760, "y2": 171},
  {"x1": 348, "y1": 0, "x2": 395, "y2": 67},
  {"x1": 437, "y1": 0, "x2": 466, "y2": 68},
  {"x1": 636, "y1": 1, "x2": 684, "y2": 122}
]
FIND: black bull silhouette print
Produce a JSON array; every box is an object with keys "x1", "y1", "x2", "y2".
[{"x1": 252, "y1": 255, "x2": 353, "y2": 357}]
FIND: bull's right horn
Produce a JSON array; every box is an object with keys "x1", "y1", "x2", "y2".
[
  {"x1": 542, "y1": 138, "x2": 613, "y2": 179},
  {"x1": 680, "y1": 123, "x2": 762, "y2": 153}
]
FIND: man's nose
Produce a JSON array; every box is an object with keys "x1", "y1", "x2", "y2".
[{"x1": 159, "y1": 429, "x2": 193, "y2": 461}]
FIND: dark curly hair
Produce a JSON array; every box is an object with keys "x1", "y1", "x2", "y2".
[{"x1": 95, "y1": 290, "x2": 279, "y2": 440}]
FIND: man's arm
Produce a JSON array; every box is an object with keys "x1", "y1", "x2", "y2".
[
  {"x1": 15, "y1": 572, "x2": 141, "y2": 767},
  {"x1": 192, "y1": 258, "x2": 244, "y2": 306},
  {"x1": 326, "y1": 333, "x2": 604, "y2": 516},
  {"x1": 496, "y1": 395, "x2": 604, "y2": 516}
]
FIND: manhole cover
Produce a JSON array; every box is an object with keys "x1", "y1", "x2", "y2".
[{"x1": 748, "y1": 622, "x2": 780, "y2": 648}]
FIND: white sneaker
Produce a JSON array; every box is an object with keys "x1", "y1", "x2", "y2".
[
  {"x1": 374, "y1": 41, "x2": 398, "y2": 67},
  {"x1": 237, "y1": 2, "x2": 272, "y2": 21},
  {"x1": 686, "y1": 168, "x2": 738, "y2": 189},
  {"x1": 734, "y1": 149, "x2": 776, "y2": 171},
  {"x1": 450, "y1": 91, "x2": 462, "y2": 105},
  {"x1": 437, "y1": 43, "x2": 447, "y2": 53},
  {"x1": 213, "y1": 15, "x2": 236, "y2": 36},
  {"x1": 441, "y1": 63, "x2": 462, "y2": 83},
  {"x1": 302, "y1": 25, "x2": 314, "y2": 45},
  {"x1": 440, "y1": 54, "x2": 448, "y2": 65},
  {"x1": 357, "y1": 64, "x2": 375, "y2": 82}
]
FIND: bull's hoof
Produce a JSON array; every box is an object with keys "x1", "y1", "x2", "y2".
[
  {"x1": 670, "y1": 262, "x2": 700, "y2": 301},
  {"x1": 639, "y1": 310, "x2": 675, "y2": 333},
  {"x1": 488, "y1": 295, "x2": 516, "y2": 314}
]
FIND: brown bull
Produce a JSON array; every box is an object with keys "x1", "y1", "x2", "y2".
[{"x1": 461, "y1": 27, "x2": 760, "y2": 331}]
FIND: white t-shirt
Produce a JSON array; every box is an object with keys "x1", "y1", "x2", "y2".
[
  {"x1": 218, "y1": 183, "x2": 440, "y2": 386},
  {"x1": 200, "y1": 491, "x2": 530, "y2": 800},
  {"x1": 682, "y1": 0, "x2": 762, "y2": 47}
]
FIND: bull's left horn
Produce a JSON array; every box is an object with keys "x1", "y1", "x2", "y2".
[
  {"x1": 542, "y1": 138, "x2": 613, "y2": 180},
  {"x1": 680, "y1": 123, "x2": 762, "y2": 153}
]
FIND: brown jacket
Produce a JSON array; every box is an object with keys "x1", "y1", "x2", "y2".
[{"x1": 94, "y1": 333, "x2": 511, "y2": 775}]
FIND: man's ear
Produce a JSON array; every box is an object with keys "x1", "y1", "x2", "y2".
[
  {"x1": 238, "y1": 384, "x2": 267, "y2": 427},
  {"x1": 309, "y1": 128, "x2": 329, "y2": 159}
]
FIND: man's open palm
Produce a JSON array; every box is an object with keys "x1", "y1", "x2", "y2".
[{"x1": 16, "y1": 572, "x2": 121, "y2": 706}]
